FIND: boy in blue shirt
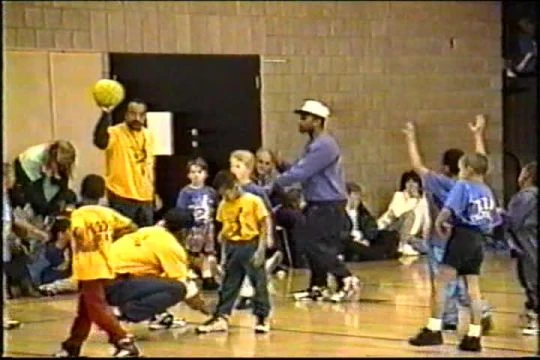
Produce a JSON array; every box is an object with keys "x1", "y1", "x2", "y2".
[
  {"x1": 409, "y1": 153, "x2": 499, "y2": 352},
  {"x1": 402, "y1": 118, "x2": 493, "y2": 332}
]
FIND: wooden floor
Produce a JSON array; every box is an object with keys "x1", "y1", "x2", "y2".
[{"x1": 4, "y1": 252, "x2": 538, "y2": 357}]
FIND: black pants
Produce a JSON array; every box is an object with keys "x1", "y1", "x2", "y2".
[
  {"x1": 301, "y1": 202, "x2": 351, "y2": 288},
  {"x1": 215, "y1": 241, "x2": 270, "y2": 318},
  {"x1": 516, "y1": 256, "x2": 538, "y2": 313},
  {"x1": 343, "y1": 230, "x2": 400, "y2": 262},
  {"x1": 105, "y1": 277, "x2": 186, "y2": 323},
  {"x1": 107, "y1": 191, "x2": 154, "y2": 227}
]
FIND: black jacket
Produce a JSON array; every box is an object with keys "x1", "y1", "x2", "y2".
[{"x1": 346, "y1": 202, "x2": 379, "y2": 242}]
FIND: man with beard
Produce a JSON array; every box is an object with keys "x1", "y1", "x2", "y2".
[
  {"x1": 93, "y1": 100, "x2": 156, "y2": 227},
  {"x1": 273, "y1": 99, "x2": 360, "y2": 303}
]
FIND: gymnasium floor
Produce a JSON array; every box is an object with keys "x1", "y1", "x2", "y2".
[{"x1": 4, "y1": 252, "x2": 537, "y2": 357}]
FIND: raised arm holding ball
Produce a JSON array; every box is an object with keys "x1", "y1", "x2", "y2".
[{"x1": 91, "y1": 79, "x2": 156, "y2": 227}]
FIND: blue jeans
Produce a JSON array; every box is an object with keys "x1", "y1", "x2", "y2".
[
  {"x1": 427, "y1": 241, "x2": 491, "y2": 325},
  {"x1": 216, "y1": 241, "x2": 271, "y2": 318},
  {"x1": 106, "y1": 278, "x2": 186, "y2": 322},
  {"x1": 26, "y1": 242, "x2": 50, "y2": 286}
]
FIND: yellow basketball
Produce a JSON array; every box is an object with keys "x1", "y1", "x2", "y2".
[{"x1": 92, "y1": 79, "x2": 125, "y2": 108}]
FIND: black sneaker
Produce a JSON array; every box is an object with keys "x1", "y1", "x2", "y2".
[
  {"x1": 442, "y1": 323, "x2": 457, "y2": 331},
  {"x1": 148, "y1": 312, "x2": 187, "y2": 330},
  {"x1": 409, "y1": 327, "x2": 443, "y2": 346},
  {"x1": 458, "y1": 335, "x2": 482, "y2": 352},
  {"x1": 292, "y1": 286, "x2": 328, "y2": 301},
  {"x1": 53, "y1": 343, "x2": 81, "y2": 357},
  {"x1": 254, "y1": 315, "x2": 270, "y2": 334},
  {"x1": 235, "y1": 297, "x2": 253, "y2": 310},
  {"x1": 481, "y1": 315, "x2": 493, "y2": 335},
  {"x1": 113, "y1": 337, "x2": 141, "y2": 357}
]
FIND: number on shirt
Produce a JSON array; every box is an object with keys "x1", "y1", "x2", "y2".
[
  {"x1": 71, "y1": 221, "x2": 111, "y2": 253},
  {"x1": 469, "y1": 197, "x2": 495, "y2": 223}
]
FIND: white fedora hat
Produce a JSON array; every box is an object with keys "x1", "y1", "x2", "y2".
[{"x1": 294, "y1": 99, "x2": 330, "y2": 119}]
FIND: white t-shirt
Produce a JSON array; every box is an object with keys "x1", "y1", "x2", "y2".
[{"x1": 377, "y1": 191, "x2": 431, "y2": 236}]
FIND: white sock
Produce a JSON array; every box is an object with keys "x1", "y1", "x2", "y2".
[
  {"x1": 184, "y1": 280, "x2": 199, "y2": 299},
  {"x1": 467, "y1": 324, "x2": 481, "y2": 337},
  {"x1": 426, "y1": 318, "x2": 442, "y2": 331}
]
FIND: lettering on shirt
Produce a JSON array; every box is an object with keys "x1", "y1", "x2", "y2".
[{"x1": 71, "y1": 221, "x2": 111, "y2": 253}]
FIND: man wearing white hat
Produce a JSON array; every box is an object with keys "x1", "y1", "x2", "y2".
[{"x1": 273, "y1": 99, "x2": 360, "y2": 303}]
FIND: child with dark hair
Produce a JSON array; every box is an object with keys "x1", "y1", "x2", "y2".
[
  {"x1": 80, "y1": 174, "x2": 106, "y2": 206},
  {"x1": 40, "y1": 218, "x2": 71, "y2": 285},
  {"x1": 196, "y1": 170, "x2": 272, "y2": 334},
  {"x1": 506, "y1": 161, "x2": 538, "y2": 335},
  {"x1": 176, "y1": 157, "x2": 219, "y2": 290}
]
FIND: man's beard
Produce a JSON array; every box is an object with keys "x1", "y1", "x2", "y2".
[{"x1": 127, "y1": 121, "x2": 143, "y2": 131}]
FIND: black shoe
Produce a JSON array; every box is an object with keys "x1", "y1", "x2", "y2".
[
  {"x1": 481, "y1": 315, "x2": 493, "y2": 335},
  {"x1": 53, "y1": 343, "x2": 81, "y2": 357},
  {"x1": 292, "y1": 286, "x2": 328, "y2": 301},
  {"x1": 113, "y1": 337, "x2": 141, "y2": 357},
  {"x1": 202, "y1": 278, "x2": 220, "y2": 291},
  {"x1": 442, "y1": 323, "x2": 457, "y2": 331},
  {"x1": 254, "y1": 315, "x2": 270, "y2": 333},
  {"x1": 235, "y1": 297, "x2": 253, "y2": 310},
  {"x1": 409, "y1": 327, "x2": 443, "y2": 346},
  {"x1": 458, "y1": 335, "x2": 482, "y2": 352}
]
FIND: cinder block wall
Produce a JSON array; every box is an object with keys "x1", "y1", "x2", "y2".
[{"x1": 3, "y1": 1, "x2": 503, "y2": 214}]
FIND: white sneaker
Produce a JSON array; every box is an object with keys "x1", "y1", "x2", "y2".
[
  {"x1": 401, "y1": 244, "x2": 420, "y2": 256},
  {"x1": 328, "y1": 276, "x2": 361, "y2": 303},
  {"x1": 522, "y1": 313, "x2": 538, "y2": 336},
  {"x1": 254, "y1": 315, "x2": 270, "y2": 333},
  {"x1": 111, "y1": 306, "x2": 122, "y2": 318},
  {"x1": 3, "y1": 319, "x2": 21, "y2": 330},
  {"x1": 195, "y1": 316, "x2": 229, "y2": 334},
  {"x1": 148, "y1": 312, "x2": 187, "y2": 331}
]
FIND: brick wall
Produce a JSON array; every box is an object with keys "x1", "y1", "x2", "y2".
[{"x1": 3, "y1": 1, "x2": 503, "y2": 214}]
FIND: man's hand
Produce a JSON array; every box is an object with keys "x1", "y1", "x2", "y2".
[
  {"x1": 100, "y1": 105, "x2": 115, "y2": 114},
  {"x1": 435, "y1": 221, "x2": 453, "y2": 241},
  {"x1": 266, "y1": 236, "x2": 275, "y2": 249},
  {"x1": 469, "y1": 114, "x2": 486, "y2": 135},
  {"x1": 251, "y1": 248, "x2": 265, "y2": 268},
  {"x1": 402, "y1": 122, "x2": 416, "y2": 140},
  {"x1": 184, "y1": 292, "x2": 212, "y2": 315}
]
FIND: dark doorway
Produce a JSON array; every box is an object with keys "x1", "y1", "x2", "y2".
[
  {"x1": 109, "y1": 54, "x2": 262, "y2": 211},
  {"x1": 501, "y1": 1, "x2": 538, "y2": 204}
]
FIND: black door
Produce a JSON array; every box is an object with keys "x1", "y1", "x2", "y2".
[{"x1": 109, "y1": 53, "x2": 262, "y2": 211}]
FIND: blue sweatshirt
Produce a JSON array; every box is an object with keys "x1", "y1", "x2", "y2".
[{"x1": 275, "y1": 133, "x2": 347, "y2": 202}]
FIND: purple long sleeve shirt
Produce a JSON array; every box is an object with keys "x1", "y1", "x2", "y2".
[
  {"x1": 506, "y1": 186, "x2": 537, "y2": 257},
  {"x1": 275, "y1": 133, "x2": 347, "y2": 202}
]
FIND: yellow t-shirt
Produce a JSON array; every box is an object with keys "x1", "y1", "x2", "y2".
[
  {"x1": 111, "y1": 226, "x2": 189, "y2": 282},
  {"x1": 105, "y1": 123, "x2": 155, "y2": 201},
  {"x1": 70, "y1": 205, "x2": 135, "y2": 281},
  {"x1": 216, "y1": 192, "x2": 269, "y2": 242}
]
